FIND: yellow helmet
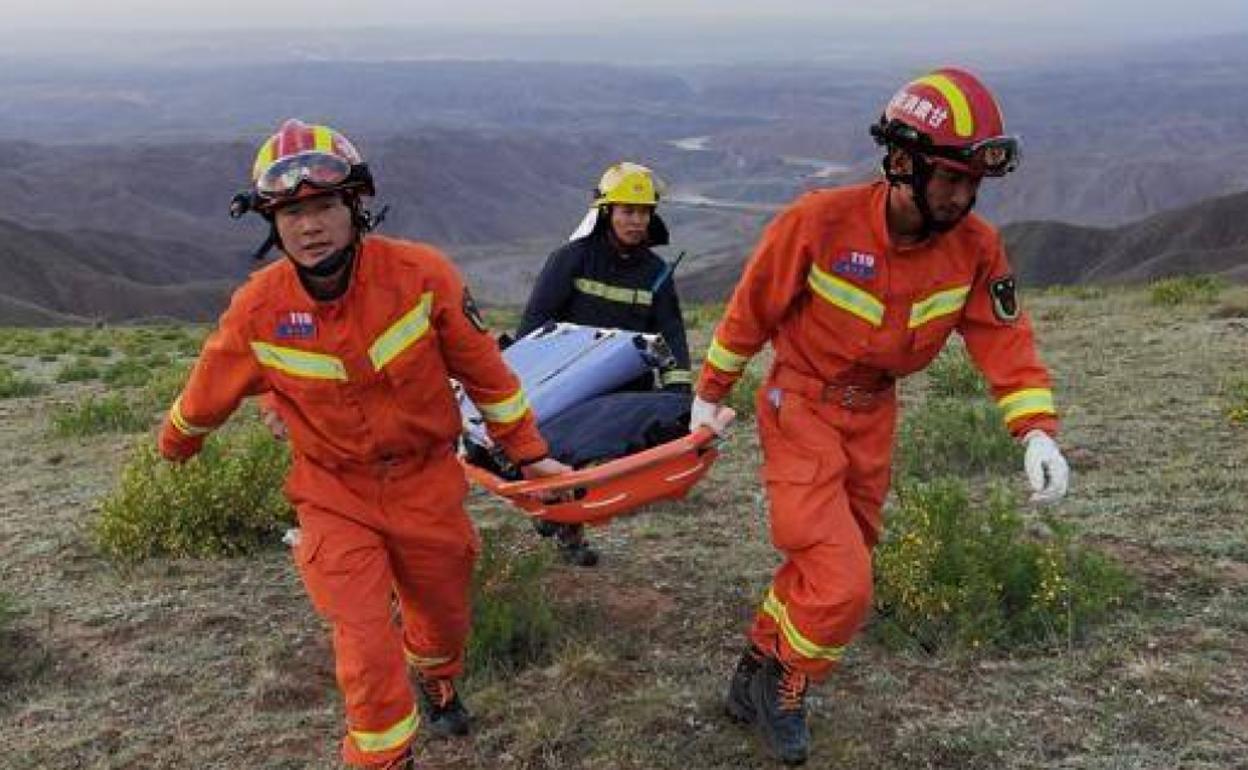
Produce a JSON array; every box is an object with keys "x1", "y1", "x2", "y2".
[{"x1": 593, "y1": 162, "x2": 663, "y2": 207}]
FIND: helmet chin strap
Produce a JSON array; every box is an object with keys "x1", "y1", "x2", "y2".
[
  {"x1": 882, "y1": 150, "x2": 976, "y2": 237},
  {"x1": 298, "y1": 242, "x2": 354, "y2": 278}
]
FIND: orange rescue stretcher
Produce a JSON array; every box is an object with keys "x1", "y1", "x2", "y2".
[
  {"x1": 460, "y1": 413, "x2": 733, "y2": 525},
  {"x1": 457, "y1": 323, "x2": 734, "y2": 525}
]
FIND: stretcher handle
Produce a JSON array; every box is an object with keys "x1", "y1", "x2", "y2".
[{"x1": 469, "y1": 408, "x2": 735, "y2": 498}]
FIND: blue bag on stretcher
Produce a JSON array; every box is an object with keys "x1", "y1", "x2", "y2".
[{"x1": 458, "y1": 322, "x2": 673, "y2": 448}]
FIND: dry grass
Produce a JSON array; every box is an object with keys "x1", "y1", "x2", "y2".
[{"x1": 2, "y1": 287, "x2": 1247, "y2": 769}]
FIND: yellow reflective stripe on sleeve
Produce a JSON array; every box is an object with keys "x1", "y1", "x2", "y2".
[
  {"x1": 478, "y1": 389, "x2": 530, "y2": 425},
  {"x1": 369, "y1": 292, "x2": 434, "y2": 371},
  {"x1": 762, "y1": 589, "x2": 845, "y2": 662},
  {"x1": 349, "y1": 707, "x2": 419, "y2": 753},
  {"x1": 908, "y1": 285, "x2": 971, "y2": 329},
  {"x1": 573, "y1": 278, "x2": 652, "y2": 306},
  {"x1": 915, "y1": 73, "x2": 975, "y2": 139},
  {"x1": 807, "y1": 263, "x2": 885, "y2": 327},
  {"x1": 998, "y1": 388, "x2": 1056, "y2": 424},
  {"x1": 660, "y1": 368, "x2": 692, "y2": 386},
  {"x1": 706, "y1": 337, "x2": 749, "y2": 374},
  {"x1": 250, "y1": 342, "x2": 347, "y2": 381},
  {"x1": 169, "y1": 396, "x2": 212, "y2": 437}
]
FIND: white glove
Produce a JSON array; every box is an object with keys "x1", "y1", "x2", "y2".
[
  {"x1": 1023, "y1": 430, "x2": 1069, "y2": 505},
  {"x1": 689, "y1": 395, "x2": 732, "y2": 435}
]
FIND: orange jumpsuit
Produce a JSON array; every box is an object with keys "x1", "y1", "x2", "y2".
[
  {"x1": 159, "y1": 235, "x2": 547, "y2": 767},
  {"x1": 697, "y1": 181, "x2": 1058, "y2": 680}
]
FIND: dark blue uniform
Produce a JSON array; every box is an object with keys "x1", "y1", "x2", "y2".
[{"x1": 518, "y1": 230, "x2": 692, "y2": 390}]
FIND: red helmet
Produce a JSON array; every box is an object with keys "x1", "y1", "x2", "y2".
[
  {"x1": 247, "y1": 119, "x2": 375, "y2": 212},
  {"x1": 871, "y1": 67, "x2": 1020, "y2": 177}
]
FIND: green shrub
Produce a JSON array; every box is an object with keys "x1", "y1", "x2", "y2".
[
  {"x1": 467, "y1": 529, "x2": 555, "y2": 676},
  {"x1": 103, "y1": 357, "x2": 153, "y2": 388},
  {"x1": 1149, "y1": 275, "x2": 1225, "y2": 306},
  {"x1": 83, "y1": 343, "x2": 113, "y2": 358},
  {"x1": 896, "y1": 397, "x2": 1020, "y2": 479},
  {"x1": 0, "y1": 363, "x2": 45, "y2": 398},
  {"x1": 139, "y1": 361, "x2": 193, "y2": 414},
  {"x1": 926, "y1": 344, "x2": 986, "y2": 399},
  {"x1": 56, "y1": 356, "x2": 102, "y2": 383},
  {"x1": 874, "y1": 478, "x2": 1135, "y2": 653},
  {"x1": 1044, "y1": 284, "x2": 1107, "y2": 301},
  {"x1": 1227, "y1": 379, "x2": 1248, "y2": 425},
  {"x1": 51, "y1": 393, "x2": 149, "y2": 436},
  {"x1": 95, "y1": 424, "x2": 293, "y2": 562}
]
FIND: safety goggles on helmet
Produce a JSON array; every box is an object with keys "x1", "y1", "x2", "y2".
[
  {"x1": 254, "y1": 151, "x2": 354, "y2": 199},
  {"x1": 872, "y1": 118, "x2": 1022, "y2": 177},
  {"x1": 927, "y1": 136, "x2": 1021, "y2": 177}
]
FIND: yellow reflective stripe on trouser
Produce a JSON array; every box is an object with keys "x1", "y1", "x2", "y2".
[
  {"x1": 573, "y1": 277, "x2": 652, "y2": 306},
  {"x1": 169, "y1": 396, "x2": 211, "y2": 437},
  {"x1": 478, "y1": 389, "x2": 530, "y2": 424},
  {"x1": 998, "y1": 388, "x2": 1056, "y2": 424},
  {"x1": 250, "y1": 341, "x2": 347, "y2": 381},
  {"x1": 404, "y1": 649, "x2": 452, "y2": 669},
  {"x1": 914, "y1": 73, "x2": 975, "y2": 139},
  {"x1": 660, "y1": 368, "x2": 692, "y2": 386},
  {"x1": 807, "y1": 263, "x2": 885, "y2": 327},
  {"x1": 350, "y1": 707, "x2": 419, "y2": 753},
  {"x1": 909, "y1": 285, "x2": 971, "y2": 329},
  {"x1": 369, "y1": 292, "x2": 434, "y2": 371},
  {"x1": 706, "y1": 337, "x2": 749, "y2": 374},
  {"x1": 761, "y1": 589, "x2": 845, "y2": 662}
]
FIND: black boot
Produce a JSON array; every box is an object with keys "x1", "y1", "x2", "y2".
[
  {"x1": 555, "y1": 523, "x2": 599, "y2": 567},
  {"x1": 416, "y1": 673, "x2": 471, "y2": 737},
  {"x1": 725, "y1": 644, "x2": 766, "y2": 723},
  {"x1": 749, "y1": 657, "x2": 810, "y2": 766},
  {"x1": 532, "y1": 518, "x2": 559, "y2": 538}
]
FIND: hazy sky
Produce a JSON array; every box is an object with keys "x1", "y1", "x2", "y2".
[
  {"x1": 4, "y1": 0, "x2": 1247, "y2": 33},
  {"x1": 1, "y1": 0, "x2": 1245, "y2": 68}
]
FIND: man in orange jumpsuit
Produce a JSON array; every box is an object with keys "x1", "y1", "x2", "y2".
[
  {"x1": 689, "y1": 68, "x2": 1071, "y2": 765},
  {"x1": 158, "y1": 119, "x2": 567, "y2": 769}
]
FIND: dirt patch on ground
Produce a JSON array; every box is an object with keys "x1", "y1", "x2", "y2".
[{"x1": 544, "y1": 569, "x2": 677, "y2": 633}]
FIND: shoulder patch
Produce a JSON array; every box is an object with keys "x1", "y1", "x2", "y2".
[
  {"x1": 462, "y1": 288, "x2": 488, "y2": 333},
  {"x1": 989, "y1": 275, "x2": 1020, "y2": 322}
]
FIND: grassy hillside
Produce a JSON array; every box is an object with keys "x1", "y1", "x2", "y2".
[{"x1": 1, "y1": 286, "x2": 1246, "y2": 768}]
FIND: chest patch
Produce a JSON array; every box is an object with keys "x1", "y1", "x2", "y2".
[
  {"x1": 990, "y1": 275, "x2": 1020, "y2": 322},
  {"x1": 275, "y1": 311, "x2": 317, "y2": 340},
  {"x1": 832, "y1": 250, "x2": 878, "y2": 281}
]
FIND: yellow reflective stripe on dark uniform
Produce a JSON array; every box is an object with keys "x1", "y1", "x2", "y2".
[
  {"x1": 169, "y1": 396, "x2": 212, "y2": 437},
  {"x1": 349, "y1": 707, "x2": 419, "y2": 753},
  {"x1": 573, "y1": 277, "x2": 652, "y2": 306},
  {"x1": 250, "y1": 341, "x2": 348, "y2": 381},
  {"x1": 909, "y1": 285, "x2": 971, "y2": 329},
  {"x1": 478, "y1": 390, "x2": 530, "y2": 424},
  {"x1": 998, "y1": 388, "x2": 1056, "y2": 424},
  {"x1": 660, "y1": 368, "x2": 692, "y2": 386},
  {"x1": 706, "y1": 337, "x2": 749, "y2": 374},
  {"x1": 369, "y1": 292, "x2": 434, "y2": 371},
  {"x1": 807, "y1": 263, "x2": 885, "y2": 327},
  {"x1": 762, "y1": 588, "x2": 845, "y2": 662}
]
